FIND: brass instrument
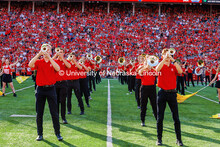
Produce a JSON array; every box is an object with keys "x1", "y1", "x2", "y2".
[
  {"x1": 79, "y1": 59, "x2": 84, "y2": 64},
  {"x1": 130, "y1": 59, "x2": 135, "y2": 65},
  {"x1": 118, "y1": 57, "x2": 125, "y2": 65},
  {"x1": 95, "y1": 55, "x2": 102, "y2": 63},
  {"x1": 195, "y1": 67, "x2": 203, "y2": 76},
  {"x1": 197, "y1": 60, "x2": 204, "y2": 68},
  {"x1": 67, "y1": 53, "x2": 73, "y2": 60},
  {"x1": 147, "y1": 55, "x2": 159, "y2": 67},
  {"x1": 55, "y1": 47, "x2": 61, "y2": 53},
  {"x1": 41, "y1": 44, "x2": 51, "y2": 52},
  {"x1": 141, "y1": 53, "x2": 147, "y2": 58},
  {"x1": 169, "y1": 48, "x2": 176, "y2": 55},
  {"x1": 86, "y1": 53, "x2": 93, "y2": 60}
]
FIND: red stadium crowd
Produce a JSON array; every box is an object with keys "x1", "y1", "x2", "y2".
[{"x1": 0, "y1": 2, "x2": 219, "y2": 74}]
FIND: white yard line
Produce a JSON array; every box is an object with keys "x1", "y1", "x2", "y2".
[
  {"x1": 107, "y1": 79, "x2": 113, "y2": 147},
  {"x1": 10, "y1": 114, "x2": 36, "y2": 117},
  {"x1": 186, "y1": 90, "x2": 218, "y2": 104},
  {"x1": 5, "y1": 85, "x2": 34, "y2": 95}
]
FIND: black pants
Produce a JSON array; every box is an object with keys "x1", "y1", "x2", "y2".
[
  {"x1": 205, "y1": 76, "x2": 210, "y2": 85},
  {"x1": 187, "y1": 73, "x2": 195, "y2": 87},
  {"x1": 12, "y1": 72, "x2": 16, "y2": 79},
  {"x1": 128, "y1": 75, "x2": 136, "y2": 92},
  {"x1": 211, "y1": 74, "x2": 215, "y2": 87},
  {"x1": 177, "y1": 76, "x2": 185, "y2": 95},
  {"x1": 0, "y1": 75, "x2": 2, "y2": 88},
  {"x1": 140, "y1": 85, "x2": 157, "y2": 122},
  {"x1": 67, "y1": 80, "x2": 84, "y2": 113},
  {"x1": 157, "y1": 89, "x2": 181, "y2": 140},
  {"x1": 89, "y1": 71, "x2": 96, "y2": 92},
  {"x1": 35, "y1": 86, "x2": 60, "y2": 136},
  {"x1": 184, "y1": 75, "x2": 187, "y2": 86},
  {"x1": 197, "y1": 75, "x2": 203, "y2": 85},
  {"x1": 79, "y1": 78, "x2": 90, "y2": 105},
  {"x1": 96, "y1": 70, "x2": 101, "y2": 84},
  {"x1": 135, "y1": 79, "x2": 141, "y2": 107},
  {"x1": 55, "y1": 81, "x2": 67, "y2": 120}
]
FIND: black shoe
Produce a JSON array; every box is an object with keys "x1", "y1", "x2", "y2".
[
  {"x1": 156, "y1": 139, "x2": 162, "y2": 146},
  {"x1": 219, "y1": 101, "x2": 220, "y2": 104},
  {"x1": 184, "y1": 87, "x2": 187, "y2": 89},
  {"x1": 13, "y1": 93, "x2": 17, "y2": 97},
  {"x1": 2, "y1": 93, "x2": 5, "y2": 96},
  {"x1": 80, "y1": 111, "x2": 84, "y2": 115},
  {"x1": 87, "y1": 104, "x2": 90, "y2": 108},
  {"x1": 63, "y1": 119, "x2": 68, "y2": 124},
  {"x1": 36, "y1": 135, "x2": 43, "y2": 141},
  {"x1": 56, "y1": 134, "x2": 63, "y2": 141},
  {"x1": 176, "y1": 140, "x2": 183, "y2": 146},
  {"x1": 94, "y1": 89, "x2": 96, "y2": 91},
  {"x1": 67, "y1": 111, "x2": 71, "y2": 114},
  {"x1": 141, "y1": 122, "x2": 145, "y2": 127}
]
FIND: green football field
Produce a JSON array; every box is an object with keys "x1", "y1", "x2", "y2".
[{"x1": 0, "y1": 78, "x2": 219, "y2": 147}]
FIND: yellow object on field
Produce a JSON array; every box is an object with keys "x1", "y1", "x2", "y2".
[
  {"x1": 177, "y1": 92, "x2": 198, "y2": 103},
  {"x1": 0, "y1": 91, "x2": 3, "y2": 96},
  {"x1": 210, "y1": 114, "x2": 220, "y2": 119},
  {"x1": 16, "y1": 76, "x2": 30, "y2": 84}
]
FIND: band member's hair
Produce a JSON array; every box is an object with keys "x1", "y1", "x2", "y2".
[{"x1": 162, "y1": 48, "x2": 169, "y2": 55}]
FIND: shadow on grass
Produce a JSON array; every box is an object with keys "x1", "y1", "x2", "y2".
[
  {"x1": 63, "y1": 123, "x2": 145, "y2": 147},
  {"x1": 42, "y1": 140, "x2": 59, "y2": 147},
  {"x1": 164, "y1": 127, "x2": 220, "y2": 145},
  {"x1": 6, "y1": 119, "x2": 36, "y2": 129},
  {"x1": 182, "y1": 121, "x2": 220, "y2": 133},
  {"x1": 112, "y1": 123, "x2": 156, "y2": 140}
]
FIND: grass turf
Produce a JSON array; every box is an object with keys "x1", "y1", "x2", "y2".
[{"x1": 0, "y1": 78, "x2": 219, "y2": 147}]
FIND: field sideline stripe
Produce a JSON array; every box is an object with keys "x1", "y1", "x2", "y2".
[
  {"x1": 186, "y1": 90, "x2": 218, "y2": 104},
  {"x1": 5, "y1": 85, "x2": 34, "y2": 95},
  {"x1": 107, "y1": 79, "x2": 113, "y2": 147}
]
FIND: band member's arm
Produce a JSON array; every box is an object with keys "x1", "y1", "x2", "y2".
[
  {"x1": 29, "y1": 52, "x2": 42, "y2": 68},
  {"x1": 138, "y1": 66, "x2": 146, "y2": 76},
  {"x1": 10, "y1": 60, "x2": 19, "y2": 68},
  {"x1": 90, "y1": 60, "x2": 96, "y2": 65},
  {"x1": 137, "y1": 65, "x2": 144, "y2": 74},
  {"x1": 73, "y1": 60, "x2": 82, "y2": 70},
  {"x1": 62, "y1": 58, "x2": 71, "y2": 69},
  {"x1": 156, "y1": 59, "x2": 166, "y2": 72},
  {"x1": 81, "y1": 64, "x2": 89, "y2": 72},
  {"x1": 170, "y1": 57, "x2": 183, "y2": 74},
  {"x1": 52, "y1": 53, "x2": 58, "y2": 60},
  {"x1": 46, "y1": 53, "x2": 60, "y2": 72},
  {"x1": 209, "y1": 72, "x2": 218, "y2": 86}
]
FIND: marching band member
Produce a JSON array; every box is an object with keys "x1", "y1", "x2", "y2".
[
  {"x1": 66, "y1": 53, "x2": 85, "y2": 115},
  {"x1": 176, "y1": 63, "x2": 185, "y2": 95},
  {"x1": 118, "y1": 63, "x2": 125, "y2": 85},
  {"x1": 78, "y1": 56, "x2": 91, "y2": 108},
  {"x1": 135, "y1": 55, "x2": 145, "y2": 109},
  {"x1": 95, "y1": 62, "x2": 101, "y2": 84},
  {"x1": 1, "y1": 58, "x2": 19, "y2": 97},
  {"x1": 204, "y1": 67, "x2": 210, "y2": 86},
  {"x1": 85, "y1": 55, "x2": 96, "y2": 93},
  {"x1": 209, "y1": 66, "x2": 220, "y2": 104},
  {"x1": 156, "y1": 49, "x2": 183, "y2": 146},
  {"x1": 126, "y1": 59, "x2": 136, "y2": 94},
  {"x1": 53, "y1": 48, "x2": 71, "y2": 124},
  {"x1": 0, "y1": 58, "x2": 5, "y2": 88},
  {"x1": 138, "y1": 56, "x2": 157, "y2": 127},
  {"x1": 28, "y1": 44, "x2": 63, "y2": 141},
  {"x1": 211, "y1": 65, "x2": 217, "y2": 87},
  {"x1": 186, "y1": 64, "x2": 195, "y2": 87}
]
